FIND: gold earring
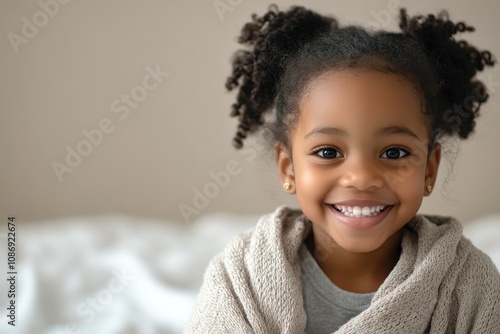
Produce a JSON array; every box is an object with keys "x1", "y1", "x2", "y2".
[
  {"x1": 284, "y1": 182, "x2": 292, "y2": 191},
  {"x1": 425, "y1": 185, "x2": 432, "y2": 194}
]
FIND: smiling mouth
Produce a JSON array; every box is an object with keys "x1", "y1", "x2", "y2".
[{"x1": 331, "y1": 204, "x2": 391, "y2": 217}]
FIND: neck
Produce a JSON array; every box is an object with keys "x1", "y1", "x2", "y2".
[{"x1": 305, "y1": 226, "x2": 403, "y2": 293}]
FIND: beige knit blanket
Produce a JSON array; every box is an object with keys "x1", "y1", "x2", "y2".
[{"x1": 184, "y1": 206, "x2": 500, "y2": 333}]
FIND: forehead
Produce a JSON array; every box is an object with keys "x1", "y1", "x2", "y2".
[{"x1": 296, "y1": 69, "x2": 428, "y2": 138}]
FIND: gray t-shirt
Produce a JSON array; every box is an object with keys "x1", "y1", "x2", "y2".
[{"x1": 299, "y1": 242, "x2": 376, "y2": 333}]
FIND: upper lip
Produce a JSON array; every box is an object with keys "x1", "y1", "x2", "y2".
[{"x1": 330, "y1": 199, "x2": 393, "y2": 207}]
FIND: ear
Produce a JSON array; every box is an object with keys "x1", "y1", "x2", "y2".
[
  {"x1": 424, "y1": 142, "x2": 441, "y2": 196},
  {"x1": 275, "y1": 143, "x2": 296, "y2": 194}
]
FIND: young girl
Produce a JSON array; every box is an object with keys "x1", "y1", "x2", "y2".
[{"x1": 185, "y1": 4, "x2": 500, "y2": 333}]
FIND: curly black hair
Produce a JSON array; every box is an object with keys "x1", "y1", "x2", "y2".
[{"x1": 225, "y1": 4, "x2": 496, "y2": 151}]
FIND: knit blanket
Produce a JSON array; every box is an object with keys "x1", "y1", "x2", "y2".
[{"x1": 184, "y1": 205, "x2": 500, "y2": 333}]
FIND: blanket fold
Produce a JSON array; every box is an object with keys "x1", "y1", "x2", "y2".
[{"x1": 184, "y1": 206, "x2": 500, "y2": 334}]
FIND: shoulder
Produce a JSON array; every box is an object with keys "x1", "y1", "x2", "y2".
[
  {"x1": 208, "y1": 205, "x2": 310, "y2": 268},
  {"x1": 409, "y1": 214, "x2": 500, "y2": 329},
  {"x1": 186, "y1": 206, "x2": 311, "y2": 332},
  {"x1": 408, "y1": 213, "x2": 463, "y2": 237},
  {"x1": 412, "y1": 213, "x2": 499, "y2": 271},
  {"x1": 454, "y1": 226, "x2": 500, "y2": 329},
  {"x1": 228, "y1": 205, "x2": 308, "y2": 245},
  {"x1": 412, "y1": 213, "x2": 500, "y2": 292}
]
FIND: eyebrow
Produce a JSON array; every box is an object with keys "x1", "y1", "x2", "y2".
[
  {"x1": 376, "y1": 126, "x2": 420, "y2": 140},
  {"x1": 304, "y1": 127, "x2": 347, "y2": 139},
  {"x1": 303, "y1": 125, "x2": 420, "y2": 140}
]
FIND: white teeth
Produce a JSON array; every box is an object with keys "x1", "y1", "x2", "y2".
[
  {"x1": 333, "y1": 204, "x2": 387, "y2": 217},
  {"x1": 361, "y1": 207, "x2": 371, "y2": 215}
]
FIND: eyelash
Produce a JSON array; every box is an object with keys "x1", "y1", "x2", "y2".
[
  {"x1": 312, "y1": 146, "x2": 343, "y2": 159},
  {"x1": 381, "y1": 145, "x2": 412, "y2": 159},
  {"x1": 312, "y1": 145, "x2": 413, "y2": 159}
]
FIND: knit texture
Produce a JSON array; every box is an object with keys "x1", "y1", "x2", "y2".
[{"x1": 184, "y1": 205, "x2": 500, "y2": 333}]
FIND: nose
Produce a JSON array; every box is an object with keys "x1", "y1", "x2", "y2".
[{"x1": 338, "y1": 154, "x2": 384, "y2": 191}]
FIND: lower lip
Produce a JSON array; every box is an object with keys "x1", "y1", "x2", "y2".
[{"x1": 328, "y1": 205, "x2": 393, "y2": 229}]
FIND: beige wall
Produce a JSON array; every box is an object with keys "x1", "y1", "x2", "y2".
[{"x1": 1, "y1": 0, "x2": 499, "y2": 224}]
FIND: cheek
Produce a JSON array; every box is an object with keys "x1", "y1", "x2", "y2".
[
  {"x1": 391, "y1": 168, "x2": 425, "y2": 208},
  {"x1": 294, "y1": 161, "x2": 331, "y2": 201}
]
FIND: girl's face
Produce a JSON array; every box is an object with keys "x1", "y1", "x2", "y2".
[{"x1": 277, "y1": 69, "x2": 441, "y2": 253}]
